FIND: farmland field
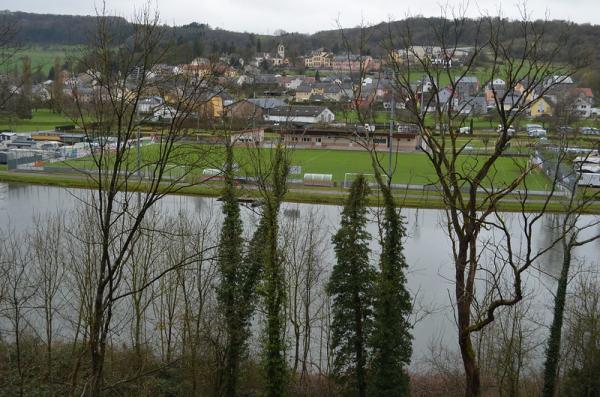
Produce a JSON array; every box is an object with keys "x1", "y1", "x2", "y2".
[
  {"x1": 0, "y1": 109, "x2": 73, "y2": 132},
  {"x1": 6, "y1": 45, "x2": 82, "y2": 75}
]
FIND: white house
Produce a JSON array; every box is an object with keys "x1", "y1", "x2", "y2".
[
  {"x1": 151, "y1": 105, "x2": 177, "y2": 122},
  {"x1": 570, "y1": 88, "x2": 594, "y2": 118},
  {"x1": 137, "y1": 96, "x2": 164, "y2": 114},
  {"x1": 264, "y1": 106, "x2": 335, "y2": 124}
]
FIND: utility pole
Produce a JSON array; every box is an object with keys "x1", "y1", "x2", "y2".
[
  {"x1": 388, "y1": 72, "x2": 395, "y2": 187},
  {"x1": 137, "y1": 126, "x2": 141, "y2": 179}
]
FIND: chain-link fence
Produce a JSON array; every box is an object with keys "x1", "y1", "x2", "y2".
[
  {"x1": 534, "y1": 142, "x2": 578, "y2": 192},
  {"x1": 6, "y1": 147, "x2": 91, "y2": 171}
]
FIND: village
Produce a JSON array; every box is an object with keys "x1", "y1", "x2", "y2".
[
  {"x1": 1, "y1": 42, "x2": 599, "y2": 190},
  {"x1": 2, "y1": 7, "x2": 600, "y2": 397}
]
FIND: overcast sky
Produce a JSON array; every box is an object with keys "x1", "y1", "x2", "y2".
[{"x1": 5, "y1": 0, "x2": 600, "y2": 34}]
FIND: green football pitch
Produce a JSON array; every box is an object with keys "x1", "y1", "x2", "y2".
[{"x1": 57, "y1": 144, "x2": 549, "y2": 190}]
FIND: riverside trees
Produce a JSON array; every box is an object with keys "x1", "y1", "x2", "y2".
[
  {"x1": 327, "y1": 174, "x2": 375, "y2": 397},
  {"x1": 62, "y1": 6, "x2": 218, "y2": 396},
  {"x1": 379, "y1": 10, "x2": 580, "y2": 397}
]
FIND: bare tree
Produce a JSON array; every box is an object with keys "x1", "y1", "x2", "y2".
[
  {"x1": 30, "y1": 214, "x2": 67, "y2": 388},
  {"x1": 560, "y1": 272, "x2": 600, "y2": 396},
  {"x1": 61, "y1": 5, "x2": 218, "y2": 395},
  {"x1": 0, "y1": 231, "x2": 38, "y2": 397},
  {"x1": 282, "y1": 208, "x2": 327, "y2": 384},
  {"x1": 0, "y1": 14, "x2": 20, "y2": 111},
  {"x1": 541, "y1": 179, "x2": 600, "y2": 396},
  {"x1": 379, "y1": 7, "x2": 580, "y2": 396}
]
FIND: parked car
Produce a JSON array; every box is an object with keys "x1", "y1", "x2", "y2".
[
  {"x1": 526, "y1": 124, "x2": 547, "y2": 137},
  {"x1": 496, "y1": 124, "x2": 516, "y2": 137},
  {"x1": 529, "y1": 128, "x2": 547, "y2": 137},
  {"x1": 526, "y1": 123, "x2": 544, "y2": 131},
  {"x1": 580, "y1": 127, "x2": 600, "y2": 135},
  {"x1": 457, "y1": 126, "x2": 472, "y2": 135}
]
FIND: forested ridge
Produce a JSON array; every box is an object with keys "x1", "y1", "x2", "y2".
[{"x1": 4, "y1": 10, "x2": 600, "y2": 64}]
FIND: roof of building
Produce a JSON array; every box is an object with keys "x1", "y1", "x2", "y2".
[
  {"x1": 246, "y1": 98, "x2": 286, "y2": 109},
  {"x1": 269, "y1": 106, "x2": 330, "y2": 117},
  {"x1": 571, "y1": 87, "x2": 593, "y2": 97},
  {"x1": 281, "y1": 127, "x2": 418, "y2": 138},
  {"x1": 295, "y1": 84, "x2": 313, "y2": 93},
  {"x1": 455, "y1": 75, "x2": 479, "y2": 84},
  {"x1": 309, "y1": 94, "x2": 325, "y2": 101}
]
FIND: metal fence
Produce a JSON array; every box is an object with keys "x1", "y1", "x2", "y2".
[
  {"x1": 6, "y1": 148, "x2": 91, "y2": 171},
  {"x1": 534, "y1": 143, "x2": 577, "y2": 193}
]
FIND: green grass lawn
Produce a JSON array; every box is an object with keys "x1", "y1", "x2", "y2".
[
  {"x1": 280, "y1": 148, "x2": 547, "y2": 189},
  {"x1": 57, "y1": 144, "x2": 549, "y2": 190},
  {"x1": 0, "y1": 109, "x2": 74, "y2": 132},
  {"x1": 334, "y1": 110, "x2": 391, "y2": 123},
  {"x1": 6, "y1": 45, "x2": 83, "y2": 75}
]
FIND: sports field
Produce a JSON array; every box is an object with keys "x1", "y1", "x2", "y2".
[
  {"x1": 269, "y1": 147, "x2": 548, "y2": 189},
  {"x1": 58, "y1": 144, "x2": 549, "y2": 190}
]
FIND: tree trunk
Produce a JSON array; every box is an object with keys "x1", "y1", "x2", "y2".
[
  {"x1": 542, "y1": 246, "x2": 572, "y2": 397},
  {"x1": 459, "y1": 331, "x2": 481, "y2": 397},
  {"x1": 353, "y1": 291, "x2": 367, "y2": 397},
  {"x1": 89, "y1": 281, "x2": 107, "y2": 397},
  {"x1": 457, "y1": 253, "x2": 481, "y2": 397}
]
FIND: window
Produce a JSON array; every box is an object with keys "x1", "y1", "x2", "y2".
[
  {"x1": 316, "y1": 137, "x2": 322, "y2": 143},
  {"x1": 373, "y1": 138, "x2": 387, "y2": 144},
  {"x1": 302, "y1": 137, "x2": 310, "y2": 142}
]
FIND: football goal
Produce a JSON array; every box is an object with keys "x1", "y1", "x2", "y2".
[{"x1": 343, "y1": 173, "x2": 377, "y2": 188}]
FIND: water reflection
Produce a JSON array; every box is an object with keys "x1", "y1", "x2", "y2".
[{"x1": 0, "y1": 182, "x2": 598, "y2": 363}]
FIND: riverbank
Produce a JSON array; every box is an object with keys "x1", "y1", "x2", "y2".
[{"x1": 1, "y1": 170, "x2": 599, "y2": 214}]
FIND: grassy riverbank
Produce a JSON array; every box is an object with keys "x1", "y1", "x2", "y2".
[{"x1": 1, "y1": 170, "x2": 598, "y2": 214}]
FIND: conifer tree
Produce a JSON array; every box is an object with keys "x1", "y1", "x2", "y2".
[
  {"x1": 327, "y1": 174, "x2": 375, "y2": 397},
  {"x1": 369, "y1": 166, "x2": 413, "y2": 396},
  {"x1": 251, "y1": 144, "x2": 289, "y2": 397},
  {"x1": 217, "y1": 143, "x2": 262, "y2": 397}
]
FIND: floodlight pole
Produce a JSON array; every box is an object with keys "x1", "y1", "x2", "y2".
[
  {"x1": 388, "y1": 71, "x2": 395, "y2": 187},
  {"x1": 136, "y1": 100, "x2": 141, "y2": 180},
  {"x1": 137, "y1": 126, "x2": 141, "y2": 179}
]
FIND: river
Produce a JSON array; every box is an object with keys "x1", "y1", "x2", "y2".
[{"x1": 1, "y1": 182, "x2": 599, "y2": 366}]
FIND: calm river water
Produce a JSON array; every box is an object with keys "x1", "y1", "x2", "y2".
[{"x1": 1, "y1": 182, "x2": 599, "y2": 363}]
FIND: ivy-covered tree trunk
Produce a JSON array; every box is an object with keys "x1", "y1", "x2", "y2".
[
  {"x1": 369, "y1": 161, "x2": 413, "y2": 397},
  {"x1": 327, "y1": 175, "x2": 375, "y2": 397},
  {"x1": 217, "y1": 143, "x2": 246, "y2": 397},
  {"x1": 542, "y1": 237, "x2": 574, "y2": 397},
  {"x1": 256, "y1": 145, "x2": 289, "y2": 397},
  {"x1": 263, "y1": 202, "x2": 287, "y2": 397}
]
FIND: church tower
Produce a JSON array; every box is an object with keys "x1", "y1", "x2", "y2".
[{"x1": 277, "y1": 43, "x2": 285, "y2": 59}]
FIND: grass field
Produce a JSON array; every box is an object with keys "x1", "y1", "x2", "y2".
[
  {"x1": 6, "y1": 45, "x2": 82, "y2": 75},
  {"x1": 3, "y1": 170, "x2": 593, "y2": 213},
  {"x1": 58, "y1": 144, "x2": 549, "y2": 190},
  {"x1": 280, "y1": 148, "x2": 548, "y2": 189},
  {"x1": 334, "y1": 110, "x2": 391, "y2": 123},
  {"x1": 0, "y1": 109, "x2": 74, "y2": 132}
]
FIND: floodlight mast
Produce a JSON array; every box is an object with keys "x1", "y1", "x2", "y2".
[{"x1": 388, "y1": 69, "x2": 395, "y2": 186}]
